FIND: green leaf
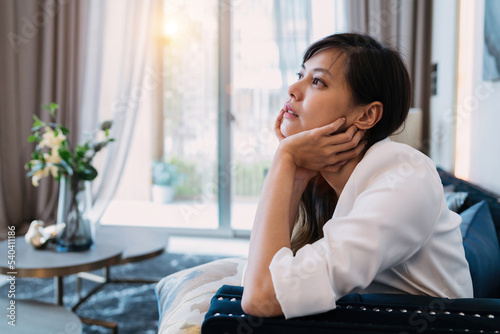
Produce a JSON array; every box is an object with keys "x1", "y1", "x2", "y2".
[
  {"x1": 75, "y1": 144, "x2": 90, "y2": 160},
  {"x1": 46, "y1": 102, "x2": 59, "y2": 116},
  {"x1": 27, "y1": 135, "x2": 36, "y2": 143},
  {"x1": 32, "y1": 114, "x2": 43, "y2": 127},
  {"x1": 59, "y1": 139, "x2": 69, "y2": 149},
  {"x1": 38, "y1": 150, "x2": 46, "y2": 163},
  {"x1": 31, "y1": 125, "x2": 44, "y2": 132},
  {"x1": 58, "y1": 148, "x2": 74, "y2": 167},
  {"x1": 31, "y1": 131, "x2": 42, "y2": 142},
  {"x1": 54, "y1": 161, "x2": 73, "y2": 175},
  {"x1": 76, "y1": 164, "x2": 98, "y2": 181},
  {"x1": 42, "y1": 102, "x2": 59, "y2": 118},
  {"x1": 59, "y1": 126, "x2": 70, "y2": 135}
]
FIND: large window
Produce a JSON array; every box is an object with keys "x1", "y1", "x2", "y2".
[{"x1": 103, "y1": 0, "x2": 345, "y2": 236}]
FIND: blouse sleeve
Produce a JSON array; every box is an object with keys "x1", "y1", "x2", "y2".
[{"x1": 269, "y1": 144, "x2": 444, "y2": 319}]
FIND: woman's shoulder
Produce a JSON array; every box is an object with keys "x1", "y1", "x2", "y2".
[
  {"x1": 365, "y1": 138, "x2": 429, "y2": 161},
  {"x1": 353, "y1": 138, "x2": 441, "y2": 190}
]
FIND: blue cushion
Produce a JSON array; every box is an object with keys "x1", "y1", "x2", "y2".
[
  {"x1": 445, "y1": 191, "x2": 468, "y2": 212},
  {"x1": 460, "y1": 201, "x2": 500, "y2": 298}
]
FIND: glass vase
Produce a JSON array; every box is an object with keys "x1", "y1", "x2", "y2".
[{"x1": 56, "y1": 175, "x2": 94, "y2": 252}]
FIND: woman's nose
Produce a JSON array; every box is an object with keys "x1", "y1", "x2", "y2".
[{"x1": 288, "y1": 81, "x2": 302, "y2": 101}]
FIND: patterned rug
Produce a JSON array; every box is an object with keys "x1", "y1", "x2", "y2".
[{"x1": 0, "y1": 252, "x2": 226, "y2": 334}]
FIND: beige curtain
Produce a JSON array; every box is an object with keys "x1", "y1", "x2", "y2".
[
  {"x1": 346, "y1": 0, "x2": 433, "y2": 154},
  {"x1": 0, "y1": 0, "x2": 90, "y2": 238}
]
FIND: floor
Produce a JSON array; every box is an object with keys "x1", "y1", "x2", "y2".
[
  {"x1": 100, "y1": 199, "x2": 251, "y2": 257},
  {"x1": 100, "y1": 199, "x2": 258, "y2": 230},
  {"x1": 167, "y1": 235, "x2": 249, "y2": 257}
]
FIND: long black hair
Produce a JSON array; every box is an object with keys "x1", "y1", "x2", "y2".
[{"x1": 291, "y1": 33, "x2": 412, "y2": 253}]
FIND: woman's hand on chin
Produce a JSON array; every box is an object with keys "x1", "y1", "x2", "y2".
[
  {"x1": 274, "y1": 109, "x2": 287, "y2": 141},
  {"x1": 278, "y1": 117, "x2": 366, "y2": 173},
  {"x1": 274, "y1": 110, "x2": 317, "y2": 182}
]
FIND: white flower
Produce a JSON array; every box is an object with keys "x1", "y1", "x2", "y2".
[
  {"x1": 31, "y1": 166, "x2": 50, "y2": 187},
  {"x1": 43, "y1": 148, "x2": 62, "y2": 178},
  {"x1": 44, "y1": 148, "x2": 62, "y2": 164},
  {"x1": 40, "y1": 127, "x2": 66, "y2": 149}
]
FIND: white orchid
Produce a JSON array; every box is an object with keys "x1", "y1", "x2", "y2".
[
  {"x1": 31, "y1": 166, "x2": 50, "y2": 187},
  {"x1": 39, "y1": 126, "x2": 66, "y2": 149},
  {"x1": 26, "y1": 103, "x2": 114, "y2": 187},
  {"x1": 44, "y1": 147, "x2": 62, "y2": 164}
]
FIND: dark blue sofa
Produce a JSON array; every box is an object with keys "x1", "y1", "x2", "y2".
[{"x1": 202, "y1": 168, "x2": 500, "y2": 333}]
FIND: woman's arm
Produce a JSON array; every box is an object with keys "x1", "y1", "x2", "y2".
[
  {"x1": 241, "y1": 148, "x2": 298, "y2": 317},
  {"x1": 261, "y1": 141, "x2": 454, "y2": 319},
  {"x1": 241, "y1": 115, "x2": 365, "y2": 317}
]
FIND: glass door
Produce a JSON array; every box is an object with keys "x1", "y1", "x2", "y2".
[
  {"x1": 155, "y1": 0, "x2": 345, "y2": 235},
  {"x1": 159, "y1": 0, "x2": 220, "y2": 231},
  {"x1": 230, "y1": 0, "x2": 345, "y2": 232}
]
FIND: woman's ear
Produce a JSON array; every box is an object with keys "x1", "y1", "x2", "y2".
[{"x1": 352, "y1": 102, "x2": 383, "y2": 130}]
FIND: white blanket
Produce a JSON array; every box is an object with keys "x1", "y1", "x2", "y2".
[{"x1": 156, "y1": 257, "x2": 247, "y2": 334}]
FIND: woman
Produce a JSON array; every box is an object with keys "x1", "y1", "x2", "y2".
[{"x1": 241, "y1": 33, "x2": 473, "y2": 319}]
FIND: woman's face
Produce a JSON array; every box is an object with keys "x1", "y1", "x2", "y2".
[{"x1": 280, "y1": 48, "x2": 356, "y2": 137}]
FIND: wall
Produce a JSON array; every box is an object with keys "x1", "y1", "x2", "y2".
[
  {"x1": 429, "y1": 0, "x2": 458, "y2": 171},
  {"x1": 455, "y1": 0, "x2": 500, "y2": 195},
  {"x1": 430, "y1": 0, "x2": 500, "y2": 195}
]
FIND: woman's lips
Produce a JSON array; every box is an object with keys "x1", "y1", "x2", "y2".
[
  {"x1": 283, "y1": 110, "x2": 299, "y2": 119},
  {"x1": 283, "y1": 103, "x2": 299, "y2": 118}
]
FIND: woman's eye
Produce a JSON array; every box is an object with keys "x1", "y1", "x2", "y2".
[
  {"x1": 312, "y1": 77, "x2": 325, "y2": 86},
  {"x1": 296, "y1": 72, "x2": 303, "y2": 80}
]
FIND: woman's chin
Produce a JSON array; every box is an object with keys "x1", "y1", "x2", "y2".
[{"x1": 280, "y1": 124, "x2": 297, "y2": 138}]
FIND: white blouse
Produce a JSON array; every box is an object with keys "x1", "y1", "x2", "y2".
[{"x1": 269, "y1": 138, "x2": 473, "y2": 319}]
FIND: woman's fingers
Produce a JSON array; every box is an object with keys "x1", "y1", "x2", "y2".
[
  {"x1": 315, "y1": 121, "x2": 360, "y2": 147},
  {"x1": 320, "y1": 134, "x2": 367, "y2": 172},
  {"x1": 333, "y1": 140, "x2": 367, "y2": 164},
  {"x1": 331, "y1": 127, "x2": 365, "y2": 152},
  {"x1": 274, "y1": 109, "x2": 286, "y2": 141},
  {"x1": 341, "y1": 125, "x2": 358, "y2": 140},
  {"x1": 315, "y1": 117, "x2": 346, "y2": 137},
  {"x1": 277, "y1": 116, "x2": 367, "y2": 171}
]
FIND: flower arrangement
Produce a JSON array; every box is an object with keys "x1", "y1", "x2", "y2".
[{"x1": 25, "y1": 103, "x2": 114, "y2": 186}]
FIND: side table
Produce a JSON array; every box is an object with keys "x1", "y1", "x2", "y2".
[
  {"x1": 0, "y1": 224, "x2": 169, "y2": 333},
  {"x1": 0, "y1": 298, "x2": 82, "y2": 334},
  {"x1": 0, "y1": 237, "x2": 123, "y2": 305},
  {"x1": 73, "y1": 225, "x2": 170, "y2": 309}
]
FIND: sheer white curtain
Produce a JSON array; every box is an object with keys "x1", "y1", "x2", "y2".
[
  {"x1": 82, "y1": 0, "x2": 160, "y2": 224},
  {"x1": 274, "y1": 0, "x2": 346, "y2": 98}
]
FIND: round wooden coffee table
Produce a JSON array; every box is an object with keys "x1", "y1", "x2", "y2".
[
  {"x1": 0, "y1": 235, "x2": 124, "y2": 305},
  {"x1": 0, "y1": 298, "x2": 82, "y2": 333},
  {"x1": 0, "y1": 224, "x2": 169, "y2": 333},
  {"x1": 96, "y1": 225, "x2": 168, "y2": 264},
  {"x1": 0, "y1": 238, "x2": 124, "y2": 278}
]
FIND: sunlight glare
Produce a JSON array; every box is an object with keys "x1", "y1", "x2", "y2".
[{"x1": 163, "y1": 21, "x2": 178, "y2": 37}]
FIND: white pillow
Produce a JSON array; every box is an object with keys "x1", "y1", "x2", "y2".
[{"x1": 156, "y1": 257, "x2": 247, "y2": 334}]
